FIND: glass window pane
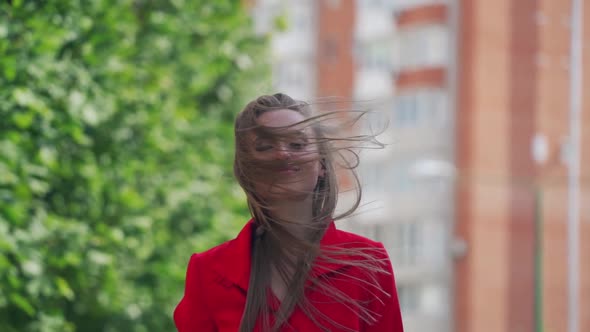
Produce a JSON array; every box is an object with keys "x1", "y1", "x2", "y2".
[{"x1": 393, "y1": 90, "x2": 448, "y2": 129}]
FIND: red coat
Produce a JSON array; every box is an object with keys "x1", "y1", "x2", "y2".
[{"x1": 174, "y1": 219, "x2": 404, "y2": 331}]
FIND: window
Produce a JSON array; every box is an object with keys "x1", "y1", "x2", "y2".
[
  {"x1": 392, "y1": 172, "x2": 415, "y2": 193},
  {"x1": 360, "y1": 162, "x2": 395, "y2": 194},
  {"x1": 398, "y1": 283, "x2": 449, "y2": 317},
  {"x1": 288, "y1": 4, "x2": 313, "y2": 37},
  {"x1": 273, "y1": 62, "x2": 308, "y2": 89},
  {"x1": 395, "y1": 25, "x2": 448, "y2": 70},
  {"x1": 392, "y1": 90, "x2": 448, "y2": 128},
  {"x1": 421, "y1": 283, "x2": 449, "y2": 316},
  {"x1": 397, "y1": 284, "x2": 420, "y2": 315},
  {"x1": 358, "y1": 0, "x2": 398, "y2": 9},
  {"x1": 393, "y1": 96, "x2": 418, "y2": 127},
  {"x1": 378, "y1": 221, "x2": 421, "y2": 267},
  {"x1": 388, "y1": 162, "x2": 416, "y2": 193},
  {"x1": 421, "y1": 220, "x2": 447, "y2": 267},
  {"x1": 378, "y1": 218, "x2": 448, "y2": 268},
  {"x1": 355, "y1": 39, "x2": 393, "y2": 71},
  {"x1": 271, "y1": 61, "x2": 313, "y2": 99}
]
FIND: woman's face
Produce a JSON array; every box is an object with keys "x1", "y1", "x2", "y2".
[{"x1": 248, "y1": 109, "x2": 324, "y2": 201}]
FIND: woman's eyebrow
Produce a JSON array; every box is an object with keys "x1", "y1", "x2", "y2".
[
  {"x1": 253, "y1": 136, "x2": 271, "y2": 144},
  {"x1": 285, "y1": 129, "x2": 308, "y2": 139}
]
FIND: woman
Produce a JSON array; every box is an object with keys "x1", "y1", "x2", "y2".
[{"x1": 174, "y1": 93, "x2": 403, "y2": 331}]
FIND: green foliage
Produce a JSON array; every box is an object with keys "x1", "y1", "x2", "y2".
[
  {"x1": 0, "y1": 1, "x2": 270, "y2": 331},
  {"x1": 273, "y1": 13, "x2": 289, "y2": 32}
]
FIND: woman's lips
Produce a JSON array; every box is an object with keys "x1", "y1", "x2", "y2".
[{"x1": 277, "y1": 166, "x2": 299, "y2": 174}]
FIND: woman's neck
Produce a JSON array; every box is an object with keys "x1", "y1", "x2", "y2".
[{"x1": 267, "y1": 195, "x2": 315, "y2": 240}]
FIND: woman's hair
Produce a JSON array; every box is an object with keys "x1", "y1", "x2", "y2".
[{"x1": 234, "y1": 93, "x2": 389, "y2": 332}]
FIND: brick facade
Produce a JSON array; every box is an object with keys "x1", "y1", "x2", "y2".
[{"x1": 456, "y1": 0, "x2": 590, "y2": 331}]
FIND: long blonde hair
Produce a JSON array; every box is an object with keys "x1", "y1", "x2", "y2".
[{"x1": 234, "y1": 93, "x2": 389, "y2": 332}]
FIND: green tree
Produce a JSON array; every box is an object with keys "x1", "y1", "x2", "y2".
[{"x1": 0, "y1": 1, "x2": 270, "y2": 331}]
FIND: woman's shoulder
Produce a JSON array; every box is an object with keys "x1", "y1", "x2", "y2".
[
  {"x1": 180, "y1": 241, "x2": 234, "y2": 282},
  {"x1": 190, "y1": 239, "x2": 234, "y2": 262},
  {"x1": 189, "y1": 228, "x2": 252, "y2": 264},
  {"x1": 184, "y1": 220, "x2": 254, "y2": 273}
]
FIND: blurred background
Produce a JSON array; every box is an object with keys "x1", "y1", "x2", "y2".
[{"x1": 1, "y1": 0, "x2": 588, "y2": 332}]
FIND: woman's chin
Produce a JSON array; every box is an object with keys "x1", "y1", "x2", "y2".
[{"x1": 264, "y1": 187, "x2": 314, "y2": 202}]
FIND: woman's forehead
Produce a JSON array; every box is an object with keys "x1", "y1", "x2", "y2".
[{"x1": 256, "y1": 109, "x2": 306, "y2": 128}]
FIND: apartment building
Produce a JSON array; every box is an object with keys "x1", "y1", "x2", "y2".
[{"x1": 247, "y1": 1, "x2": 590, "y2": 331}]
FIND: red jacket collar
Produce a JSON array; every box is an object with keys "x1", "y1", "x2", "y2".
[{"x1": 212, "y1": 218, "x2": 347, "y2": 291}]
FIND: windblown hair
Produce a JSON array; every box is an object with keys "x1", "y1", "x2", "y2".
[{"x1": 234, "y1": 93, "x2": 389, "y2": 332}]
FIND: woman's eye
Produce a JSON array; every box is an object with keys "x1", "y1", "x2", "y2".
[
  {"x1": 255, "y1": 145, "x2": 272, "y2": 152},
  {"x1": 290, "y1": 142, "x2": 306, "y2": 150}
]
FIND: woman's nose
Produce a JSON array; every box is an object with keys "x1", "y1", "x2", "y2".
[{"x1": 274, "y1": 143, "x2": 291, "y2": 160}]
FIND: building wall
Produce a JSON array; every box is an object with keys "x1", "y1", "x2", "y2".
[
  {"x1": 456, "y1": 0, "x2": 527, "y2": 331},
  {"x1": 388, "y1": 3, "x2": 454, "y2": 332},
  {"x1": 249, "y1": 0, "x2": 316, "y2": 100},
  {"x1": 457, "y1": 0, "x2": 590, "y2": 332},
  {"x1": 251, "y1": 0, "x2": 590, "y2": 331},
  {"x1": 581, "y1": 3, "x2": 590, "y2": 330},
  {"x1": 536, "y1": 1, "x2": 571, "y2": 331},
  {"x1": 316, "y1": 0, "x2": 355, "y2": 100}
]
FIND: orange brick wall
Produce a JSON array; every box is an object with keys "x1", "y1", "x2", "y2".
[
  {"x1": 396, "y1": 67, "x2": 446, "y2": 90},
  {"x1": 579, "y1": 0, "x2": 590, "y2": 330},
  {"x1": 316, "y1": 0, "x2": 355, "y2": 100},
  {"x1": 456, "y1": 0, "x2": 590, "y2": 331},
  {"x1": 536, "y1": 0, "x2": 571, "y2": 331},
  {"x1": 456, "y1": 0, "x2": 515, "y2": 330},
  {"x1": 316, "y1": 0, "x2": 355, "y2": 190},
  {"x1": 397, "y1": 3, "x2": 447, "y2": 27}
]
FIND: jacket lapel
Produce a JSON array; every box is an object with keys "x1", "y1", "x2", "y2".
[
  {"x1": 212, "y1": 218, "x2": 350, "y2": 291},
  {"x1": 212, "y1": 218, "x2": 255, "y2": 291},
  {"x1": 310, "y1": 221, "x2": 350, "y2": 278}
]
